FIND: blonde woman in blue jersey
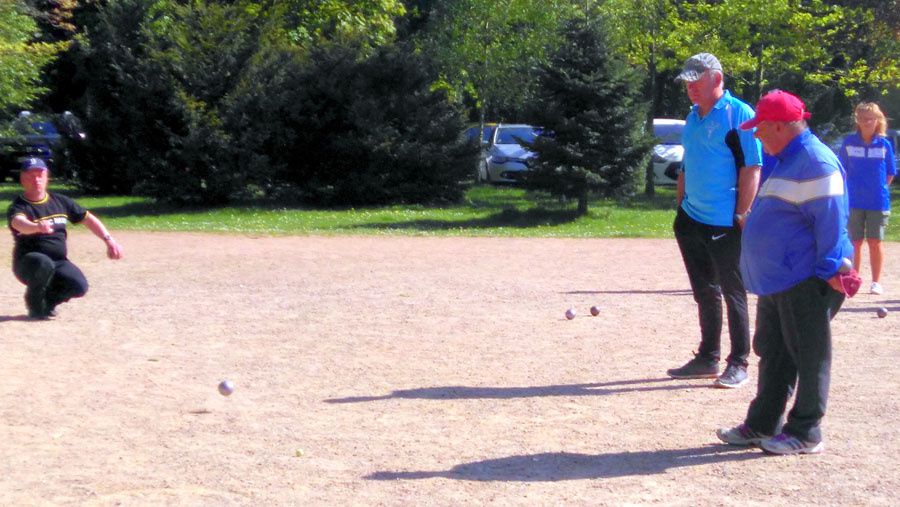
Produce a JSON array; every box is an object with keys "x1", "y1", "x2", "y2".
[{"x1": 839, "y1": 102, "x2": 896, "y2": 295}]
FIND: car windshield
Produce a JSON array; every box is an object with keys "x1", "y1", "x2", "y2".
[
  {"x1": 654, "y1": 123, "x2": 683, "y2": 145},
  {"x1": 496, "y1": 127, "x2": 537, "y2": 145},
  {"x1": 465, "y1": 125, "x2": 496, "y2": 144},
  {"x1": 31, "y1": 122, "x2": 59, "y2": 136}
]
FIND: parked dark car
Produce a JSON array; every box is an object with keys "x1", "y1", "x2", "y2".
[{"x1": 0, "y1": 111, "x2": 86, "y2": 181}]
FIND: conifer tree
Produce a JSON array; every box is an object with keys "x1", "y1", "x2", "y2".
[{"x1": 524, "y1": 17, "x2": 653, "y2": 215}]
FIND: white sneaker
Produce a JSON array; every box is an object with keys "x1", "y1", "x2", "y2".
[{"x1": 870, "y1": 282, "x2": 884, "y2": 295}]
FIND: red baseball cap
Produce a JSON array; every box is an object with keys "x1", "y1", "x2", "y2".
[{"x1": 740, "y1": 89, "x2": 812, "y2": 130}]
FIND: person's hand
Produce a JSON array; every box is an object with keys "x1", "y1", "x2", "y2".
[
  {"x1": 828, "y1": 269, "x2": 861, "y2": 297},
  {"x1": 827, "y1": 275, "x2": 844, "y2": 293},
  {"x1": 36, "y1": 220, "x2": 54, "y2": 235},
  {"x1": 105, "y1": 238, "x2": 123, "y2": 260}
]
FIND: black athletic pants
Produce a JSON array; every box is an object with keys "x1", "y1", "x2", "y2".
[
  {"x1": 744, "y1": 277, "x2": 844, "y2": 443},
  {"x1": 13, "y1": 252, "x2": 89, "y2": 311},
  {"x1": 673, "y1": 206, "x2": 751, "y2": 367}
]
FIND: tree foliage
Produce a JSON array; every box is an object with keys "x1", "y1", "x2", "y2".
[
  {"x1": 259, "y1": 0, "x2": 405, "y2": 53},
  {"x1": 229, "y1": 43, "x2": 476, "y2": 205},
  {"x1": 67, "y1": 0, "x2": 470, "y2": 205},
  {"x1": 10, "y1": 0, "x2": 897, "y2": 209},
  {"x1": 417, "y1": 0, "x2": 582, "y2": 121},
  {"x1": 524, "y1": 18, "x2": 653, "y2": 214},
  {"x1": 0, "y1": 0, "x2": 65, "y2": 113}
]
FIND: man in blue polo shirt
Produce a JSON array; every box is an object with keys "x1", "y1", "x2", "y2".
[
  {"x1": 717, "y1": 89, "x2": 855, "y2": 455},
  {"x1": 667, "y1": 53, "x2": 763, "y2": 389}
]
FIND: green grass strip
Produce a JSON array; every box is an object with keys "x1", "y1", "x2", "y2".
[{"x1": 2, "y1": 181, "x2": 897, "y2": 240}]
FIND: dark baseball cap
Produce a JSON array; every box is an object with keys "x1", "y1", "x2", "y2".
[
  {"x1": 675, "y1": 53, "x2": 722, "y2": 82},
  {"x1": 21, "y1": 157, "x2": 49, "y2": 172}
]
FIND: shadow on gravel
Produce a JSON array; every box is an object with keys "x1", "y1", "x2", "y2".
[
  {"x1": 325, "y1": 378, "x2": 693, "y2": 404},
  {"x1": 352, "y1": 207, "x2": 582, "y2": 232},
  {"x1": 366, "y1": 446, "x2": 761, "y2": 482},
  {"x1": 565, "y1": 289, "x2": 693, "y2": 296}
]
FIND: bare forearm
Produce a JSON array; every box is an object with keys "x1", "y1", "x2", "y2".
[
  {"x1": 11, "y1": 215, "x2": 52, "y2": 235},
  {"x1": 82, "y1": 212, "x2": 123, "y2": 259},
  {"x1": 82, "y1": 212, "x2": 113, "y2": 240},
  {"x1": 736, "y1": 165, "x2": 761, "y2": 214}
]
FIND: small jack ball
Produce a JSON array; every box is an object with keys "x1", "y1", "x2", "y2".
[
  {"x1": 218, "y1": 380, "x2": 234, "y2": 396},
  {"x1": 877, "y1": 307, "x2": 888, "y2": 318},
  {"x1": 590, "y1": 306, "x2": 600, "y2": 316},
  {"x1": 565, "y1": 308, "x2": 576, "y2": 320}
]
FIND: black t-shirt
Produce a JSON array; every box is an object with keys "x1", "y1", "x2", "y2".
[{"x1": 7, "y1": 193, "x2": 87, "y2": 262}]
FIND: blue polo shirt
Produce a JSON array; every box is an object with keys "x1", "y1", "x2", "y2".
[
  {"x1": 741, "y1": 130, "x2": 853, "y2": 296},
  {"x1": 838, "y1": 133, "x2": 896, "y2": 211},
  {"x1": 681, "y1": 90, "x2": 763, "y2": 226}
]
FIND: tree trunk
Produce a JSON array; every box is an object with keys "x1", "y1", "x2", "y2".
[
  {"x1": 577, "y1": 191, "x2": 588, "y2": 215},
  {"x1": 644, "y1": 23, "x2": 659, "y2": 197}
]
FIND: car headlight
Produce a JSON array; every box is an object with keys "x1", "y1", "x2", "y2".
[{"x1": 490, "y1": 156, "x2": 509, "y2": 164}]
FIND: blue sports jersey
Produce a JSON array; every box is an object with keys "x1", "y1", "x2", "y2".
[
  {"x1": 681, "y1": 90, "x2": 763, "y2": 226},
  {"x1": 838, "y1": 133, "x2": 897, "y2": 211},
  {"x1": 741, "y1": 130, "x2": 853, "y2": 296}
]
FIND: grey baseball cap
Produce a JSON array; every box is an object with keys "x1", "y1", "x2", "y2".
[{"x1": 675, "y1": 53, "x2": 722, "y2": 82}]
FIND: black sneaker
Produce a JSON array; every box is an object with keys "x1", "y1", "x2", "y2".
[
  {"x1": 25, "y1": 295, "x2": 50, "y2": 319},
  {"x1": 24, "y1": 273, "x2": 53, "y2": 319},
  {"x1": 667, "y1": 354, "x2": 719, "y2": 379},
  {"x1": 714, "y1": 363, "x2": 748, "y2": 389}
]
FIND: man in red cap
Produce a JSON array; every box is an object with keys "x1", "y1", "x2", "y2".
[
  {"x1": 7, "y1": 157, "x2": 123, "y2": 319},
  {"x1": 716, "y1": 90, "x2": 856, "y2": 455}
]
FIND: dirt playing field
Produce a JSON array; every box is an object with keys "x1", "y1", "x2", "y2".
[{"x1": 1, "y1": 232, "x2": 898, "y2": 505}]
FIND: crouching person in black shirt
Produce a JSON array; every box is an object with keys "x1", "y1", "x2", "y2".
[{"x1": 7, "y1": 158, "x2": 123, "y2": 319}]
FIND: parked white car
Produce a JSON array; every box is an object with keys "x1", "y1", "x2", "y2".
[
  {"x1": 651, "y1": 118, "x2": 686, "y2": 186},
  {"x1": 463, "y1": 123, "x2": 497, "y2": 182},
  {"x1": 485, "y1": 124, "x2": 540, "y2": 183}
]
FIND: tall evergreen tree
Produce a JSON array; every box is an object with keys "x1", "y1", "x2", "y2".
[{"x1": 524, "y1": 18, "x2": 652, "y2": 215}]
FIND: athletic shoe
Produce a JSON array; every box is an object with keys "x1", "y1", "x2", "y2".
[
  {"x1": 760, "y1": 432, "x2": 824, "y2": 455},
  {"x1": 870, "y1": 282, "x2": 884, "y2": 295},
  {"x1": 714, "y1": 363, "x2": 748, "y2": 388},
  {"x1": 667, "y1": 354, "x2": 719, "y2": 379},
  {"x1": 24, "y1": 295, "x2": 50, "y2": 319},
  {"x1": 716, "y1": 423, "x2": 772, "y2": 446},
  {"x1": 24, "y1": 272, "x2": 53, "y2": 319}
]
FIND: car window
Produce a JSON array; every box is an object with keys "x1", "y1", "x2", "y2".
[
  {"x1": 483, "y1": 127, "x2": 495, "y2": 143},
  {"x1": 464, "y1": 126, "x2": 496, "y2": 144},
  {"x1": 496, "y1": 127, "x2": 537, "y2": 145},
  {"x1": 653, "y1": 123, "x2": 684, "y2": 145},
  {"x1": 31, "y1": 122, "x2": 59, "y2": 136}
]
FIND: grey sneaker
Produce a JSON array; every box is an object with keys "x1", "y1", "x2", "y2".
[
  {"x1": 716, "y1": 423, "x2": 771, "y2": 446},
  {"x1": 760, "y1": 432, "x2": 824, "y2": 455},
  {"x1": 667, "y1": 354, "x2": 719, "y2": 379},
  {"x1": 714, "y1": 363, "x2": 748, "y2": 388}
]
